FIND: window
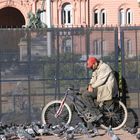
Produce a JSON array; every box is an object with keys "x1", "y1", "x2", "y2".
[
  {"x1": 93, "y1": 9, "x2": 106, "y2": 25},
  {"x1": 125, "y1": 39, "x2": 133, "y2": 58},
  {"x1": 62, "y1": 38, "x2": 72, "y2": 53},
  {"x1": 91, "y1": 40, "x2": 107, "y2": 57},
  {"x1": 93, "y1": 40, "x2": 102, "y2": 56},
  {"x1": 126, "y1": 9, "x2": 133, "y2": 24},
  {"x1": 40, "y1": 11, "x2": 47, "y2": 24},
  {"x1": 102, "y1": 40, "x2": 107, "y2": 56},
  {"x1": 94, "y1": 9, "x2": 99, "y2": 25},
  {"x1": 62, "y1": 3, "x2": 72, "y2": 25},
  {"x1": 101, "y1": 9, "x2": 106, "y2": 25},
  {"x1": 119, "y1": 8, "x2": 133, "y2": 26},
  {"x1": 119, "y1": 9, "x2": 125, "y2": 25}
]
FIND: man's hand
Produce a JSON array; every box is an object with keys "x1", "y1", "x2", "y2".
[{"x1": 87, "y1": 84, "x2": 93, "y2": 92}]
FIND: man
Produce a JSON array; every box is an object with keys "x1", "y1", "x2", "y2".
[{"x1": 82, "y1": 56, "x2": 117, "y2": 122}]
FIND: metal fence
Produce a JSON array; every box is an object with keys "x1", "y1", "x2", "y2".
[
  {"x1": 120, "y1": 26, "x2": 140, "y2": 126},
  {"x1": 0, "y1": 26, "x2": 129, "y2": 124}
]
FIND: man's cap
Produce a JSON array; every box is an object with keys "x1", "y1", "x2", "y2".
[{"x1": 87, "y1": 57, "x2": 97, "y2": 68}]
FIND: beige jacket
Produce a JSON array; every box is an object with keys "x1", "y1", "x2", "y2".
[{"x1": 89, "y1": 60, "x2": 117, "y2": 102}]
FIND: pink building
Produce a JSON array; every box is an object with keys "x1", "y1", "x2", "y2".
[
  {"x1": 0, "y1": 0, "x2": 140, "y2": 27},
  {"x1": 50, "y1": 0, "x2": 140, "y2": 27},
  {"x1": 0, "y1": 0, "x2": 139, "y2": 60}
]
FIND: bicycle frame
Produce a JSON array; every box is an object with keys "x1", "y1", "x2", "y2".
[
  {"x1": 55, "y1": 89, "x2": 69, "y2": 118},
  {"x1": 55, "y1": 88, "x2": 85, "y2": 118}
]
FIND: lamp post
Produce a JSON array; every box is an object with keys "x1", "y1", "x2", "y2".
[{"x1": 46, "y1": 0, "x2": 52, "y2": 57}]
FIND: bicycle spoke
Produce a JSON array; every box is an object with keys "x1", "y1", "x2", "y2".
[
  {"x1": 101, "y1": 103, "x2": 126, "y2": 128},
  {"x1": 45, "y1": 105, "x2": 59, "y2": 115},
  {"x1": 111, "y1": 116, "x2": 121, "y2": 127},
  {"x1": 102, "y1": 115, "x2": 111, "y2": 126},
  {"x1": 43, "y1": 102, "x2": 70, "y2": 125}
]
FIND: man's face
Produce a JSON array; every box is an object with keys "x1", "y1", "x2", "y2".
[{"x1": 91, "y1": 62, "x2": 98, "y2": 70}]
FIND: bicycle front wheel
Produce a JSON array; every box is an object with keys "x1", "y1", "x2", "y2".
[
  {"x1": 41, "y1": 100, "x2": 72, "y2": 125},
  {"x1": 100, "y1": 100, "x2": 128, "y2": 130}
]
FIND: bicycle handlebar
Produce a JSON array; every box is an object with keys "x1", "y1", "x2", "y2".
[
  {"x1": 66, "y1": 87, "x2": 82, "y2": 96},
  {"x1": 68, "y1": 87, "x2": 80, "y2": 92}
]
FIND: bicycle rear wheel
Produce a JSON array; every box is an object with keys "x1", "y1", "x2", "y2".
[
  {"x1": 100, "y1": 100, "x2": 128, "y2": 130},
  {"x1": 41, "y1": 100, "x2": 72, "y2": 125}
]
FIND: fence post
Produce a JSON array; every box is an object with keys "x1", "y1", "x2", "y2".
[
  {"x1": 0, "y1": 63, "x2": 1, "y2": 120},
  {"x1": 27, "y1": 29, "x2": 32, "y2": 122},
  {"x1": 118, "y1": 47, "x2": 122, "y2": 96},
  {"x1": 119, "y1": 28, "x2": 127, "y2": 105}
]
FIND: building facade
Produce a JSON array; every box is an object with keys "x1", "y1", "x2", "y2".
[
  {"x1": 0, "y1": 0, "x2": 140, "y2": 27},
  {"x1": 0, "y1": 0, "x2": 140, "y2": 61},
  {"x1": 50, "y1": 0, "x2": 140, "y2": 27}
]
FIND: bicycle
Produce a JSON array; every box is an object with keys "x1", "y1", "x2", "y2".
[{"x1": 41, "y1": 87, "x2": 128, "y2": 130}]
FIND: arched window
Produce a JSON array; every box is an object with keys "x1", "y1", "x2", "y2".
[
  {"x1": 101, "y1": 9, "x2": 106, "y2": 25},
  {"x1": 119, "y1": 9, "x2": 125, "y2": 25},
  {"x1": 94, "y1": 9, "x2": 100, "y2": 25},
  {"x1": 126, "y1": 9, "x2": 133, "y2": 24},
  {"x1": 93, "y1": 9, "x2": 106, "y2": 25},
  {"x1": 62, "y1": 3, "x2": 72, "y2": 25},
  {"x1": 119, "y1": 8, "x2": 133, "y2": 25}
]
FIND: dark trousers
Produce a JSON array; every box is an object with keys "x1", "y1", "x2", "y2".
[{"x1": 82, "y1": 90, "x2": 100, "y2": 116}]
